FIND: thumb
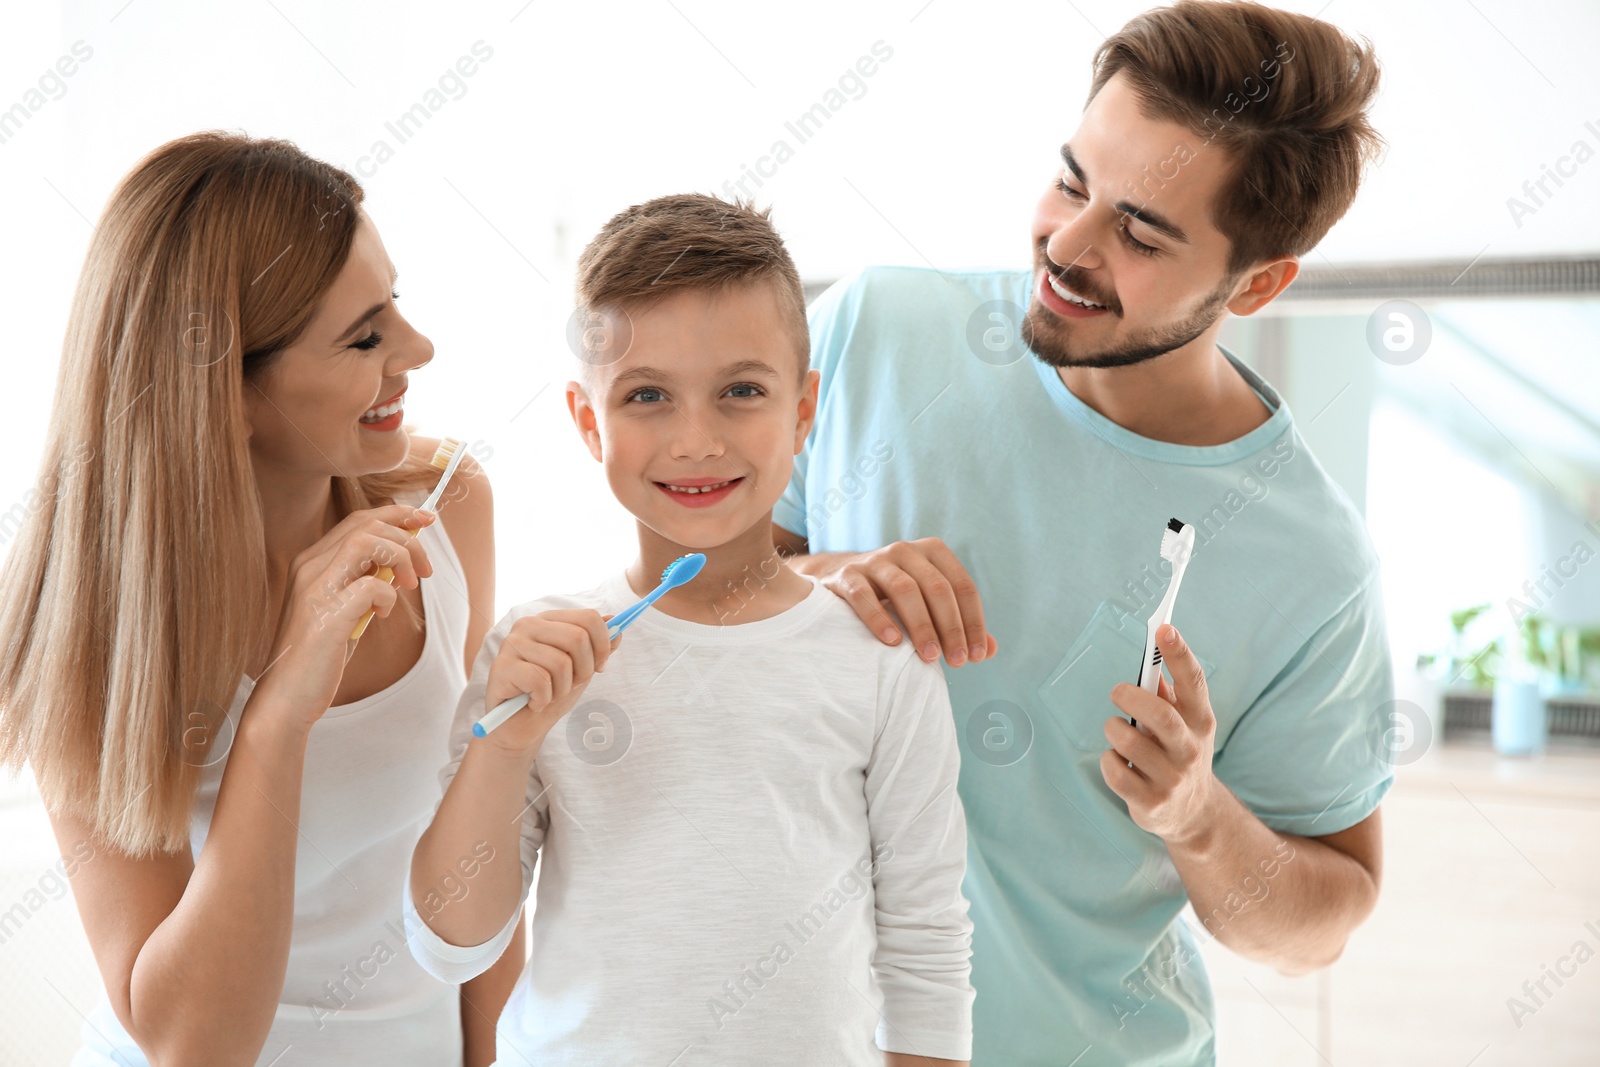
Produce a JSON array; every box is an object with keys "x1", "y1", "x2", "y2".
[{"x1": 1157, "y1": 624, "x2": 1209, "y2": 722}]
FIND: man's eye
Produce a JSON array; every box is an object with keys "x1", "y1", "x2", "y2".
[
  {"x1": 1057, "y1": 177, "x2": 1086, "y2": 200},
  {"x1": 1120, "y1": 225, "x2": 1160, "y2": 257}
]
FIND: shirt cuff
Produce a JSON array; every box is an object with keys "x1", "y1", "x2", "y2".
[
  {"x1": 401, "y1": 877, "x2": 521, "y2": 985},
  {"x1": 876, "y1": 982, "x2": 975, "y2": 1061}
]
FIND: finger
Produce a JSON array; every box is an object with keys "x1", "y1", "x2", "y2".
[
  {"x1": 872, "y1": 564, "x2": 942, "y2": 662},
  {"x1": 331, "y1": 575, "x2": 398, "y2": 630},
  {"x1": 826, "y1": 566, "x2": 908, "y2": 648},
  {"x1": 884, "y1": 545, "x2": 975, "y2": 665},
  {"x1": 1157, "y1": 625, "x2": 1213, "y2": 731},
  {"x1": 1108, "y1": 683, "x2": 1195, "y2": 763},
  {"x1": 489, "y1": 659, "x2": 553, "y2": 714},
  {"x1": 365, "y1": 515, "x2": 434, "y2": 582},
  {"x1": 1099, "y1": 747, "x2": 1154, "y2": 804},
  {"x1": 916, "y1": 538, "x2": 990, "y2": 664},
  {"x1": 529, "y1": 611, "x2": 609, "y2": 678},
  {"x1": 338, "y1": 531, "x2": 422, "y2": 591},
  {"x1": 574, "y1": 610, "x2": 617, "y2": 671},
  {"x1": 507, "y1": 633, "x2": 578, "y2": 706},
  {"x1": 1103, "y1": 716, "x2": 1178, "y2": 789}
]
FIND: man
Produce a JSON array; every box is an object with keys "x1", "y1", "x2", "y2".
[{"x1": 772, "y1": 2, "x2": 1392, "y2": 1064}]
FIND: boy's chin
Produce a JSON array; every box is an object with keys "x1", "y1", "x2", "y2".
[{"x1": 634, "y1": 507, "x2": 773, "y2": 554}]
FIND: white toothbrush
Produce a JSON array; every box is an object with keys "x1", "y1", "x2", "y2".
[{"x1": 1132, "y1": 518, "x2": 1195, "y2": 731}]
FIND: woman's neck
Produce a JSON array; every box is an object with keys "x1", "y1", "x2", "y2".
[{"x1": 254, "y1": 461, "x2": 340, "y2": 583}]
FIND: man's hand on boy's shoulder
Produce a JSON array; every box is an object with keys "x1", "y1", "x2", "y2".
[{"x1": 774, "y1": 525, "x2": 997, "y2": 670}]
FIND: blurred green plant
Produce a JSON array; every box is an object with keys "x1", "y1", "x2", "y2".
[{"x1": 1418, "y1": 605, "x2": 1600, "y2": 691}]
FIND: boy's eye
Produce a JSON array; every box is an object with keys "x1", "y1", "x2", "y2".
[{"x1": 621, "y1": 383, "x2": 766, "y2": 404}]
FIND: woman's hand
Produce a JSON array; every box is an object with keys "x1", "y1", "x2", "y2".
[
  {"x1": 255, "y1": 504, "x2": 436, "y2": 728},
  {"x1": 479, "y1": 609, "x2": 620, "y2": 758}
]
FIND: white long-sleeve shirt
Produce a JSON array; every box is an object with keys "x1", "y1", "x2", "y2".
[{"x1": 406, "y1": 569, "x2": 974, "y2": 1065}]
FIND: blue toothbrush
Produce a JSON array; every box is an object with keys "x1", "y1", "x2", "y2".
[{"x1": 472, "y1": 553, "x2": 707, "y2": 738}]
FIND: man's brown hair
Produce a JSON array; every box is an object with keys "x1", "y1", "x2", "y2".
[
  {"x1": 574, "y1": 193, "x2": 809, "y2": 379},
  {"x1": 1090, "y1": 0, "x2": 1383, "y2": 275}
]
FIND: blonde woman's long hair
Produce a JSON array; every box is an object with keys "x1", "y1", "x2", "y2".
[{"x1": 0, "y1": 132, "x2": 437, "y2": 856}]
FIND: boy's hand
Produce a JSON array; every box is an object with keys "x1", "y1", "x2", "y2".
[{"x1": 480, "y1": 609, "x2": 620, "y2": 757}]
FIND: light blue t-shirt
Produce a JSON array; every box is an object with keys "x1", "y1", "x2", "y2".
[{"x1": 776, "y1": 267, "x2": 1394, "y2": 1067}]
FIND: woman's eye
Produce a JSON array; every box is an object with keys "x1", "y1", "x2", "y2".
[{"x1": 352, "y1": 331, "x2": 383, "y2": 351}]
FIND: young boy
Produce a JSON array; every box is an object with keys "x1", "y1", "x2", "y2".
[{"x1": 406, "y1": 194, "x2": 973, "y2": 1065}]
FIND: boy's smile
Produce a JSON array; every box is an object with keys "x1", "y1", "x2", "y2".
[
  {"x1": 567, "y1": 280, "x2": 820, "y2": 621},
  {"x1": 655, "y1": 475, "x2": 744, "y2": 508}
]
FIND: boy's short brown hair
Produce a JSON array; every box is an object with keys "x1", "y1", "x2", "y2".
[
  {"x1": 1090, "y1": 0, "x2": 1384, "y2": 275},
  {"x1": 574, "y1": 193, "x2": 809, "y2": 380}
]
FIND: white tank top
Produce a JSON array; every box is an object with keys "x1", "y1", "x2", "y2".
[{"x1": 74, "y1": 489, "x2": 472, "y2": 1066}]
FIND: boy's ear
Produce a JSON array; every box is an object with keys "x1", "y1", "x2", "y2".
[
  {"x1": 793, "y1": 368, "x2": 820, "y2": 455},
  {"x1": 565, "y1": 379, "x2": 604, "y2": 462}
]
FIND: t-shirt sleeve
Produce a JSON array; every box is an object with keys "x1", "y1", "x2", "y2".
[
  {"x1": 864, "y1": 651, "x2": 975, "y2": 1060},
  {"x1": 1213, "y1": 574, "x2": 1396, "y2": 837},
  {"x1": 404, "y1": 606, "x2": 547, "y2": 985},
  {"x1": 773, "y1": 271, "x2": 862, "y2": 539}
]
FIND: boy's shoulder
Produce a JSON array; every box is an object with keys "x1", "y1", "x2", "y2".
[{"x1": 802, "y1": 578, "x2": 944, "y2": 686}]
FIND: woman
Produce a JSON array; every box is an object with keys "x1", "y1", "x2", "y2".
[{"x1": 0, "y1": 132, "x2": 519, "y2": 1065}]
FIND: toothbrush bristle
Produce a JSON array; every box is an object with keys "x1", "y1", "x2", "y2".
[
  {"x1": 660, "y1": 552, "x2": 707, "y2": 586},
  {"x1": 1159, "y1": 517, "x2": 1192, "y2": 562},
  {"x1": 430, "y1": 437, "x2": 464, "y2": 471}
]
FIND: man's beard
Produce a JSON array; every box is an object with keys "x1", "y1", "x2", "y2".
[{"x1": 1023, "y1": 263, "x2": 1239, "y2": 370}]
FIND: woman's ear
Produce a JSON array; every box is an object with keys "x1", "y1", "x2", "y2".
[{"x1": 566, "y1": 379, "x2": 604, "y2": 462}]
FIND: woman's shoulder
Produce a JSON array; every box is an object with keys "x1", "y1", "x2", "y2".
[{"x1": 405, "y1": 436, "x2": 493, "y2": 537}]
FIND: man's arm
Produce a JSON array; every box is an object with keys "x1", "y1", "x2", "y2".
[
  {"x1": 1103, "y1": 625, "x2": 1383, "y2": 974},
  {"x1": 772, "y1": 524, "x2": 997, "y2": 668}
]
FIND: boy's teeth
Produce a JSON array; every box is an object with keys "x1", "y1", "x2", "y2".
[
  {"x1": 665, "y1": 479, "x2": 734, "y2": 494},
  {"x1": 1048, "y1": 273, "x2": 1105, "y2": 309}
]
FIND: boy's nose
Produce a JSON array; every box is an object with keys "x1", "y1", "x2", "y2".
[{"x1": 665, "y1": 407, "x2": 726, "y2": 462}]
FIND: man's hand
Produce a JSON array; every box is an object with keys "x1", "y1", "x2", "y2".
[
  {"x1": 775, "y1": 529, "x2": 997, "y2": 667},
  {"x1": 1100, "y1": 624, "x2": 1223, "y2": 845}
]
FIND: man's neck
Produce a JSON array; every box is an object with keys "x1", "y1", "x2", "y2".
[
  {"x1": 627, "y1": 518, "x2": 812, "y2": 627},
  {"x1": 1055, "y1": 331, "x2": 1272, "y2": 447}
]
